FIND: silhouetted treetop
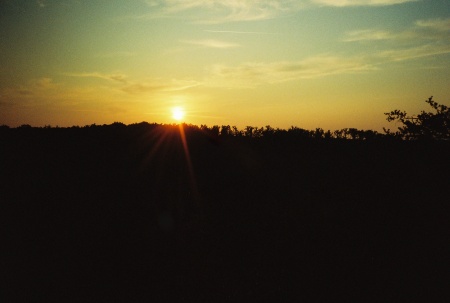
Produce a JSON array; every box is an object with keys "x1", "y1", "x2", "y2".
[
  {"x1": 0, "y1": 122, "x2": 388, "y2": 141},
  {"x1": 385, "y1": 96, "x2": 450, "y2": 140}
]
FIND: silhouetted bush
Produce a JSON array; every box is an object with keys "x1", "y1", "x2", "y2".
[{"x1": 385, "y1": 96, "x2": 450, "y2": 140}]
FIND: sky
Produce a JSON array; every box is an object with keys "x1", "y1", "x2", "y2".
[{"x1": 1, "y1": 0, "x2": 449, "y2": 131}]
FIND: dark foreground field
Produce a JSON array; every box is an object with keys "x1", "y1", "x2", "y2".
[{"x1": 1, "y1": 123, "x2": 449, "y2": 302}]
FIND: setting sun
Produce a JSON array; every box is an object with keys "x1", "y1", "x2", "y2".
[
  {"x1": 0, "y1": 1, "x2": 448, "y2": 131},
  {"x1": 172, "y1": 107, "x2": 185, "y2": 121}
]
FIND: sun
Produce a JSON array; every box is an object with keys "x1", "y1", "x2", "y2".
[{"x1": 172, "y1": 107, "x2": 185, "y2": 121}]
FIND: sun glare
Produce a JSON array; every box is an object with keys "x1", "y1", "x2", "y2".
[{"x1": 172, "y1": 107, "x2": 185, "y2": 121}]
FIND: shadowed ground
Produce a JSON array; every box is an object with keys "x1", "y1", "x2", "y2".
[{"x1": 1, "y1": 124, "x2": 449, "y2": 302}]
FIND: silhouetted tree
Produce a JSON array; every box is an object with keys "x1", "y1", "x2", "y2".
[
  {"x1": 244, "y1": 126, "x2": 254, "y2": 137},
  {"x1": 220, "y1": 125, "x2": 232, "y2": 137},
  {"x1": 111, "y1": 122, "x2": 126, "y2": 128},
  {"x1": 253, "y1": 127, "x2": 264, "y2": 138},
  {"x1": 232, "y1": 126, "x2": 242, "y2": 137},
  {"x1": 384, "y1": 96, "x2": 450, "y2": 140},
  {"x1": 262, "y1": 125, "x2": 275, "y2": 137},
  {"x1": 314, "y1": 128, "x2": 325, "y2": 139},
  {"x1": 287, "y1": 126, "x2": 310, "y2": 139}
]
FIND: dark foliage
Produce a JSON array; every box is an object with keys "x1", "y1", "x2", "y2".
[
  {"x1": 385, "y1": 96, "x2": 450, "y2": 140},
  {"x1": 1, "y1": 121, "x2": 449, "y2": 302},
  {"x1": 0, "y1": 121, "x2": 389, "y2": 141}
]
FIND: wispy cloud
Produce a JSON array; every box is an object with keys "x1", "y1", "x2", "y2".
[
  {"x1": 37, "y1": 0, "x2": 47, "y2": 8},
  {"x1": 206, "y1": 32, "x2": 450, "y2": 88},
  {"x1": 0, "y1": 77, "x2": 133, "y2": 126},
  {"x1": 0, "y1": 74, "x2": 200, "y2": 126},
  {"x1": 342, "y1": 29, "x2": 415, "y2": 42},
  {"x1": 337, "y1": 25, "x2": 450, "y2": 69},
  {"x1": 311, "y1": 0, "x2": 417, "y2": 7},
  {"x1": 65, "y1": 72, "x2": 129, "y2": 83},
  {"x1": 206, "y1": 55, "x2": 376, "y2": 88},
  {"x1": 0, "y1": 77, "x2": 61, "y2": 109},
  {"x1": 120, "y1": 83, "x2": 167, "y2": 94},
  {"x1": 377, "y1": 43, "x2": 450, "y2": 62},
  {"x1": 95, "y1": 51, "x2": 137, "y2": 58},
  {"x1": 204, "y1": 30, "x2": 279, "y2": 35},
  {"x1": 65, "y1": 72, "x2": 200, "y2": 94},
  {"x1": 343, "y1": 30, "x2": 397, "y2": 42},
  {"x1": 182, "y1": 39, "x2": 240, "y2": 48},
  {"x1": 136, "y1": 0, "x2": 419, "y2": 23},
  {"x1": 343, "y1": 18, "x2": 450, "y2": 42},
  {"x1": 9, "y1": 78, "x2": 60, "y2": 97},
  {"x1": 32, "y1": 77, "x2": 59, "y2": 90},
  {"x1": 416, "y1": 18, "x2": 450, "y2": 32},
  {"x1": 139, "y1": 0, "x2": 304, "y2": 23},
  {"x1": 121, "y1": 79, "x2": 201, "y2": 94}
]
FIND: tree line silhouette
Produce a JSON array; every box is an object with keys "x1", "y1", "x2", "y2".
[
  {"x1": 2, "y1": 96, "x2": 448, "y2": 141},
  {"x1": 1, "y1": 97, "x2": 449, "y2": 302}
]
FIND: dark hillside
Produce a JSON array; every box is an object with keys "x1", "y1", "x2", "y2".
[{"x1": 1, "y1": 124, "x2": 449, "y2": 302}]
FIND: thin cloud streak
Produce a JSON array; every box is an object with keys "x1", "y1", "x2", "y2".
[
  {"x1": 377, "y1": 44, "x2": 450, "y2": 62},
  {"x1": 416, "y1": 18, "x2": 450, "y2": 31},
  {"x1": 343, "y1": 18, "x2": 450, "y2": 42},
  {"x1": 65, "y1": 72, "x2": 129, "y2": 83},
  {"x1": 343, "y1": 30, "x2": 400, "y2": 42},
  {"x1": 65, "y1": 72, "x2": 201, "y2": 94},
  {"x1": 206, "y1": 39, "x2": 450, "y2": 88},
  {"x1": 138, "y1": 0, "x2": 418, "y2": 24},
  {"x1": 139, "y1": 0, "x2": 305, "y2": 23},
  {"x1": 206, "y1": 55, "x2": 376, "y2": 88},
  {"x1": 342, "y1": 29, "x2": 419, "y2": 42},
  {"x1": 95, "y1": 51, "x2": 137, "y2": 58},
  {"x1": 182, "y1": 39, "x2": 240, "y2": 48},
  {"x1": 204, "y1": 30, "x2": 280, "y2": 35},
  {"x1": 121, "y1": 79, "x2": 201, "y2": 94},
  {"x1": 312, "y1": 0, "x2": 417, "y2": 7},
  {"x1": 0, "y1": 78, "x2": 60, "y2": 103}
]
